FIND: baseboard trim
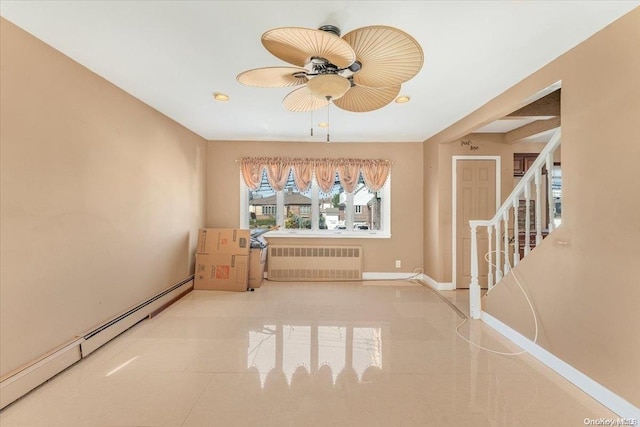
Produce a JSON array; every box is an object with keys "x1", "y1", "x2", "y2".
[
  {"x1": 80, "y1": 278, "x2": 193, "y2": 356},
  {"x1": 0, "y1": 339, "x2": 83, "y2": 409},
  {"x1": 0, "y1": 277, "x2": 194, "y2": 410},
  {"x1": 363, "y1": 272, "x2": 423, "y2": 280},
  {"x1": 423, "y1": 274, "x2": 455, "y2": 290},
  {"x1": 481, "y1": 311, "x2": 640, "y2": 419}
]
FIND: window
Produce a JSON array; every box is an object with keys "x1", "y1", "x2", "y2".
[
  {"x1": 240, "y1": 158, "x2": 391, "y2": 238},
  {"x1": 283, "y1": 181, "x2": 313, "y2": 230},
  {"x1": 247, "y1": 171, "x2": 278, "y2": 229}
]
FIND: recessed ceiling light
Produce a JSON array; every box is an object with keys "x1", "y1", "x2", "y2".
[
  {"x1": 395, "y1": 95, "x2": 410, "y2": 104},
  {"x1": 213, "y1": 92, "x2": 229, "y2": 102},
  {"x1": 318, "y1": 122, "x2": 329, "y2": 128}
]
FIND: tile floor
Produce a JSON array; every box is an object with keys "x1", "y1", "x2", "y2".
[{"x1": 0, "y1": 280, "x2": 616, "y2": 426}]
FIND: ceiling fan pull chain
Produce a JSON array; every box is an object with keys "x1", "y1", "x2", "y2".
[
  {"x1": 326, "y1": 96, "x2": 331, "y2": 143},
  {"x1": 310, "y1": 110, "x2": 314, "y2": 136}
]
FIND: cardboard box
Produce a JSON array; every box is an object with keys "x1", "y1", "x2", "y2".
[
  {"x1": 248, "y1": 247, "x2": 267, "y2": 288},
  {"x1": 197, "y1": 228, "x2": 250, "y2": 255},
  {"x1": 194, "y1": 252, "x2": 249, "y2": 292}
]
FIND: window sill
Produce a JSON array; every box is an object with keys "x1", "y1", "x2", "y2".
[{"x1": 262, "y1": 230, "x2": 391, "y2": 239}]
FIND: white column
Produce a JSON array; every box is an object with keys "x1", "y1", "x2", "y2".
[
  {"x1": 276, "y1": 191, "x2": 285, "y2": 228},
  {"x1": 239, "y1": 174, "x2": 249, "y2": 228},
  {"x1": 535, "y1": 168, "x2": 542, "y2": 245},
  {"x1": 311, "y1": 180, "x2": 320, "y2": 231},
  {"x1": 487, "y1": 225, "x2": 494, "y2": 290},
  {"x1": 469, "y1": 222, "x2": 481, "y2": 319},
  {"x1": 345, "y1": 193, "x2": 354, "y2": 230}
]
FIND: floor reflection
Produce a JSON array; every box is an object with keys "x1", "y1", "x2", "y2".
[
  {"x1": 0, "y1": 283, "x2": 617, "y2": 427},
  {"x1": 249, "y1": 324, "x2": 385, "y2": 388}
]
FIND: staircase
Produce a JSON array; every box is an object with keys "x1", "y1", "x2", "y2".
[{"x1": 468, "y1": 129, "x2": 562, "y2": 319}]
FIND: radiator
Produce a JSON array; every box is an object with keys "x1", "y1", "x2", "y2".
[{"x1": 267, "y1": 245, "x2": 363, "y2": 281}]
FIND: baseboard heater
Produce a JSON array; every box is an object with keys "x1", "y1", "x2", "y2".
[
  {"x1": 267, "y1": 245, "x2": 363, "y2": 281},
  {"x1": 0, "y1": 276, "x2": 193, "y2": 410}
]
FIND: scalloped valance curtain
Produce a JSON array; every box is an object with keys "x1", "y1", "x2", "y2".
[{"x1": 240, "y1": 157, "x2": 391, "y2": 194}]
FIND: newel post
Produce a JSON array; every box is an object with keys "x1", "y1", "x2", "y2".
[{"x1": 469, "y1": 221, "x2": 481, "y2": 319}]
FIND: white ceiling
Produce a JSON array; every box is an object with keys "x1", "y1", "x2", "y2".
[{"x1": 1, "y1": 1, "x2": 638, "y2": 143}]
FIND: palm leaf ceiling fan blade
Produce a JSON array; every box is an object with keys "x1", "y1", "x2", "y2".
[
  {"x1": 342, "y1": 25, "x2": 424, "y2": 88},
  {"x1": 333, "y1": 84, "x2": 401, "y2": 112},
  {"x1": 262, "y1": 27, "x2": 355, "y2": 68},
  {"x1": 236, "y1": 66, "x2": 308, "y2": 87},
  {"x1": 238, "y1": 24, "x2": 423, "y2": 116},
  {"x1": 283, "y1": 86, "x2": 329, "y2": 112}
]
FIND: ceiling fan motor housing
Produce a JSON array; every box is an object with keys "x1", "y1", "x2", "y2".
[{"x1": 318, "y1": 25, "x2": 341, "y2": 37}]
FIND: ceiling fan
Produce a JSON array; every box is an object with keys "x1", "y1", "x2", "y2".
[{"x1": 236, "y1": 24, "x2": 424, "y2": 113}]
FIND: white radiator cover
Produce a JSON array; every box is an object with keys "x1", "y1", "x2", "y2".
[{"x1": 267, "y1": 245, "x2": 363, "y2": 281}]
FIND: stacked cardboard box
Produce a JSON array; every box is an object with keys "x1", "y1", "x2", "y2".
[{"x1": 194, "y1": 228, "x2": 250, "y2": 291}]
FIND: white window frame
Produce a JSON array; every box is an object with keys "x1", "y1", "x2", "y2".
[{"x1": 240, "y1": 173, "x2": 391, "y2": 239}]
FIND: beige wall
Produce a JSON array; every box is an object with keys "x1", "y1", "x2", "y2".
[
  {"x1": 425, "y1": 9, "x2": 640, "y2": 405},
  {"x1": 423, "y1": 140, "x2": 441, "y2": 279},
  {"x1": 205, "y1": 140, "x2": 423, "y2": 273},
  {"x1": 0, "y1": 19, "x2": 207, "y2": 376}
]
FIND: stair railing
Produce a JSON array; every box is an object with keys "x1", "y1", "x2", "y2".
[{"x1": 469, "y1": 129, "x2": 561, "y2": 319}]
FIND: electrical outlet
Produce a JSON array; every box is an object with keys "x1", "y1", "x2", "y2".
[{"x1": 395, "y1": 260, "x2": 401, "y2": 268}]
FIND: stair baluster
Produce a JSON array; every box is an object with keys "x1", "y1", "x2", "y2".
[
  {"x1": 468, "y1": 129, "x2": 561, "y2": 319},
  {"x1": 487, "y1": 225, "x2": 494, "y2": 289},
  {"x1": 546, "y1": 153, "x2": 555, "y2": 232},
  {"x1": 495, "y1": 220, "x2": 502, "y2": 283},
  {"x1": 503, "y1": 211, "x2": 510, "y2": 274},
  {"x1": 524, "y1": 184, "x2": 531, "y2": 257},
  {"x1": 535, "y1": 168, "x2": 543, "y2": 246}
]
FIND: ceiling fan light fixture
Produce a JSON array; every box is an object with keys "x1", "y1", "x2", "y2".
[
  {"x1": 318, "y1": 122, "x2": 329, "y2": 128},
  {"x1": 306, "y1": 74, "x2": 350, "y2": 101},
  {"x1": 395, "y1": 95, "x2": 410, "y2": 104}
]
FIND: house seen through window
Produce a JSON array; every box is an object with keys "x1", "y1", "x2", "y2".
[{"x1": 243, "y1": 168, "x2": 389, "y2": 235}]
